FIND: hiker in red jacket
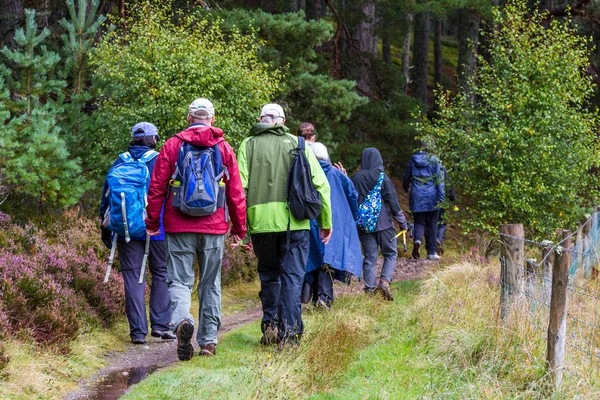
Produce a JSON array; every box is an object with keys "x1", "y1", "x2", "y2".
[{"x1": 145, "y1": 98, "x2": 246, "y2": 360}]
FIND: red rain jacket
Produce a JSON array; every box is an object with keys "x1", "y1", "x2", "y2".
[{"x1": 145, "y1": 124, "x2": 246, "y2": 238}]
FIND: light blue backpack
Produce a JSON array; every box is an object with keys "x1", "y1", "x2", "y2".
[{"x1": 103, "y1": 150, "x2": 158, "y2": 242}]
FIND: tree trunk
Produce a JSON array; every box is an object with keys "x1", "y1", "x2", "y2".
[
  {"x1": 0, "y1": 0, "x2": 23, "y2": 46},
  {"x1": 434, "y1": 18, "x2": 442, "y2": 89},
  {"x1": 306, "y1": 0, "x2": 322, "y2": 21},
  {"x1": 402, "y1": 13, "x2": 413, "y2": 94},
  {"x1": 456, "y1": 8, "x2": 480, "y2": 100},
  {"x1": 382, "y1": 27, "x2": 391, "y2": 64},
  {"x1": 355, "y1": 0, "x2": 377, "y2": 56},
  {"x1": 412, "y1": 10, "x2": 430, "y2": 106},
  {"x1": 355, "y1": 0, "x2": 377, "y2": 95},
  {"x1": 433, "y1": 18, "x2": 442, "y2": 112}
]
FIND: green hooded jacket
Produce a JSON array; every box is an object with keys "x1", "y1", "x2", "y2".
[{"x1": 237, "y1": 123, "x2": 332, "y2": 234}]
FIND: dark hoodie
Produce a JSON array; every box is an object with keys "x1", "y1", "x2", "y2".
[
  {"x1": 145, "y1": 124, "x2": 246, "y2": 238},
  {"x1": 350, "y1": 148, "x2": 408, "y2": 233}
]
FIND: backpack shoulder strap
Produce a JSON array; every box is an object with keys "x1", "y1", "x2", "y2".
[
  {"x1": 375, "y1": 172, "x2": 385, "y2": 191},
  {"x1": 119, "y1": 152, "x2": 132, "y2": 162},
  {"x1": 297, "y1": 136, "x2": 305, "y2": 151},
  {"x1": 140, "y1": 150, "x2": 159, "y2": 163}
]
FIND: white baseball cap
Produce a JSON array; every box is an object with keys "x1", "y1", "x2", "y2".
[
  {"x1": 260, "y1": 103, "x2": 285, "y2": 119},
  {"x1": 189, "y1": 98, "x2": 215, "y2": 119}
]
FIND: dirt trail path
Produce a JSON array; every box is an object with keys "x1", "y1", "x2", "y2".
[
  {"x1": 65, "y1": 306, "x2": 263, "y2": 400},
  {"x1": 65, "y1": 255, "x2": 434, "y2": 399}
]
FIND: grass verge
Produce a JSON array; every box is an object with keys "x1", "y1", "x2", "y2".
[{"x1": 125, "y1": 261, "x2": 600, "y2": 399}]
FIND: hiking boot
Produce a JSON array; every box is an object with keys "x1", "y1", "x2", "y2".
[
  {"x1": 176, "y1": 320, "x2": 194, "y2": 361},
  {"x1": 377, "y1": 280, "x2": 394, "y2": 301},
  {"x1": 412, "y1": 241, "x2": 421, "y2": 259},
  {"x1": 199, "y1": 343, "x2": 217, "y2": 356},
  {"x1": 260, "y1": 326, "x2": 279, "y2": 346},
  {"x1": 436, "y1": 240, "x2": 444, "y2": 255},
  {"x1": 151, "y1": 330, "x2": 176, "y2": 340},
  {"x1": 364, "y1": 287, "x2": 376, "y2": 295},
  {"x1": 428, "y1": 253, "x2": 441, "y2": 260},
  {"x1": 314, "y1": 298, "x2": 330, "y2": 311},
  {"x1": 131, "y1": 338, "x2": 146, "y2": 345}
]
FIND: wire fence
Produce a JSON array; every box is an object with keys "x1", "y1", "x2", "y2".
[{"x1": 499, "y1": 213, "x2": 600, "y2": 383}]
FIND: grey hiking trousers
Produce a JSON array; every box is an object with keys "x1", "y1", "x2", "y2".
[
  {"x1": 165, "y1": 232, "x2": 224, "y2": 347},
  {"x1": 359, "y1": 227, "x2": 398, "y2": 290}
]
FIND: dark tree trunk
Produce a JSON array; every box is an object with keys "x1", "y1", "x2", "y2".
[
  {"x1": 0, "y1": 0, "x2": 23, "y2": 46},
  {"x1": 433, "y1": 18, "x2": 442, "y2": 113},
  {"x1": 456, "y1": 8, "x2": 480, "y2": 99},
  {"x1": 382, "y1": 27, "x2": 391, "y2": 64},
  {"x1": 402, "y1": 13, "x2": 413, "y2": 94},
  {"x1": 306, "y1": 0, "x2": 322, "y2": 21},
  {"x1": 412, "y1": 10, "x2": 430, "y2": 106},
  {"x1": 434, "y1": 18, "x2": 442, "y2": 89}
]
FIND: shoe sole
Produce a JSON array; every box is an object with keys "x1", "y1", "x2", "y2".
[
  {"x1": 199, "y1": 349, "x2": 216, "y2": 356},
  {"x1": 177, "y1": 323, "x2": 194, "y2": 361}
]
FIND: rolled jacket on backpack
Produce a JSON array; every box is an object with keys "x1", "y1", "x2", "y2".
[
  {"x1": 145, "y1": 124, "x2": 247, "y2": 239},
  {"x1": 402, "y1": 151, "x2": 445, "y2": 213}
]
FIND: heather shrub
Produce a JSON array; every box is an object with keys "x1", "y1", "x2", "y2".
[
  {"x1": 0, "y1": 210, "x2": 124, "y2": 348},
  {"x1": 221, "y1": 236, "x2": 257, "y2": 285}
]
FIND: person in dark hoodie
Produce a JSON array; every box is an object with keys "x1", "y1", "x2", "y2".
[
  {"x1": 402, "y1": 146, "x2": 445, "y2": 260},
  {"x1": 351, "y1": 148, "x2": 409, "y2": 300},
  {"x1": 145, "y1": 98, "x2": 247, "y2": 360},
  {"x1": 237, "y1": 104, "x2": 332, "y2": 346},
  {"x1": 100, "y1": 122, "x2": 175, "y2": 344}
]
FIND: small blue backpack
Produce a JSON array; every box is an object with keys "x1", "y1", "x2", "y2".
[
  {"x1": 170, "y1": 142, "x2": 228, "y2": 217},
  {"x1": 356, "y1": 172, "x2": 384, "y2": 232},
  {"x1": 103, "y1": 150, "x2": 158, "y2": 241}
]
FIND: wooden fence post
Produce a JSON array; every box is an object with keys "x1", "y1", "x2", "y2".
[
  {"x1": 500, "y1": 224, "x2": 525, "y2": 319},
  {"x1": 546, "y1": 230, "x2": 571, "y2": 390}
]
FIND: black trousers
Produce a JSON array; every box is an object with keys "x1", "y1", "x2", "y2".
[
  {"x1": 251, "y1": 230, "x2": 309, "y2": 341},
  {"x1": 413, "y1": 210, "x2": 440, "y2": 256}
]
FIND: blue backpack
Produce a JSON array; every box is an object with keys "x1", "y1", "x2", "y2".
[
  {"x1": 356, "y1": 172, "x2": 384, "y2": 232},
  {"x1": 103, "y1": 150, "x2": 158, "y2": 241},
  {"x1": 170, "y1": 142, "x2": 228, "y2": 217}
]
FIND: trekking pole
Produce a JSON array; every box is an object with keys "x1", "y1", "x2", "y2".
[
  {"x1": 138, "y1": 235, "x2": 150, "y2": 284},
  {"x1": 390, "y1": 230, "x2": 408, "y2": 251},
  {"x1": 104, "y1": 234, "x2": 118, "y2": 283}
]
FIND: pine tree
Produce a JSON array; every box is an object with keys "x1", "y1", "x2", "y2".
[{"x1": 1, "y1": 9, "x2": 87, "y2": 207}]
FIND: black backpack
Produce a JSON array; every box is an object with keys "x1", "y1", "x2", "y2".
[{"x1": 286, "y1": 136, "x2": 322, "y2": 221}]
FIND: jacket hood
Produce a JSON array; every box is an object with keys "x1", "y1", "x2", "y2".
[
  {"x1": 249, "y1": 123, "x2": 289, "y2": 137},
  {"x1": 319, "y1": 160, "x2": 332, "y2": 173},
  {"x1": 413, "y1": 151, "x2": 435, "y2": 167},
  {"x1": 360, "y1": 148, "x2": 384, "y2": 172},
  {"x1": 128, "y1": 145, "x2": 154, "y2": 159},
  {"x1": 175, "y1": 124, "x2": 224, "y2": 147}
]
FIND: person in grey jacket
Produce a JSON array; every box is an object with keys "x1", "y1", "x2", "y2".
[
  {"x1": 403, "y1": 147, "x2": 445, "y2": 260},
  {"x1": 351, "y1": 148, "x2": 408, "y2": 300}
]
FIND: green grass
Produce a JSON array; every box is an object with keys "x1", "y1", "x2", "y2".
[{"x1": 123, "y1": 281, "x2": 467, "y2": 400}]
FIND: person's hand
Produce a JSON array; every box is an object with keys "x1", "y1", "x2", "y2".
[
  {"x1": 333, "y1": 162, "x2": 347, "y2": 176},
  {"x1": 100, "y1": 226, "x2": 113, "y2": 249},
  {"x1": 400, "y1": 223, "x2": 409, "y2": 232},
  {"x1": 146, "y1": 228, "x2": 161, "y2": 236},
  {"x1": 320, "y1": 228, "x2": 332, "y2": 244},
  {"x1": 230, "y1": 234, "x2": 243, "y2": 249},
  {"x1": 241, "y1": 242, "x2": 253, "y2": 252}
]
